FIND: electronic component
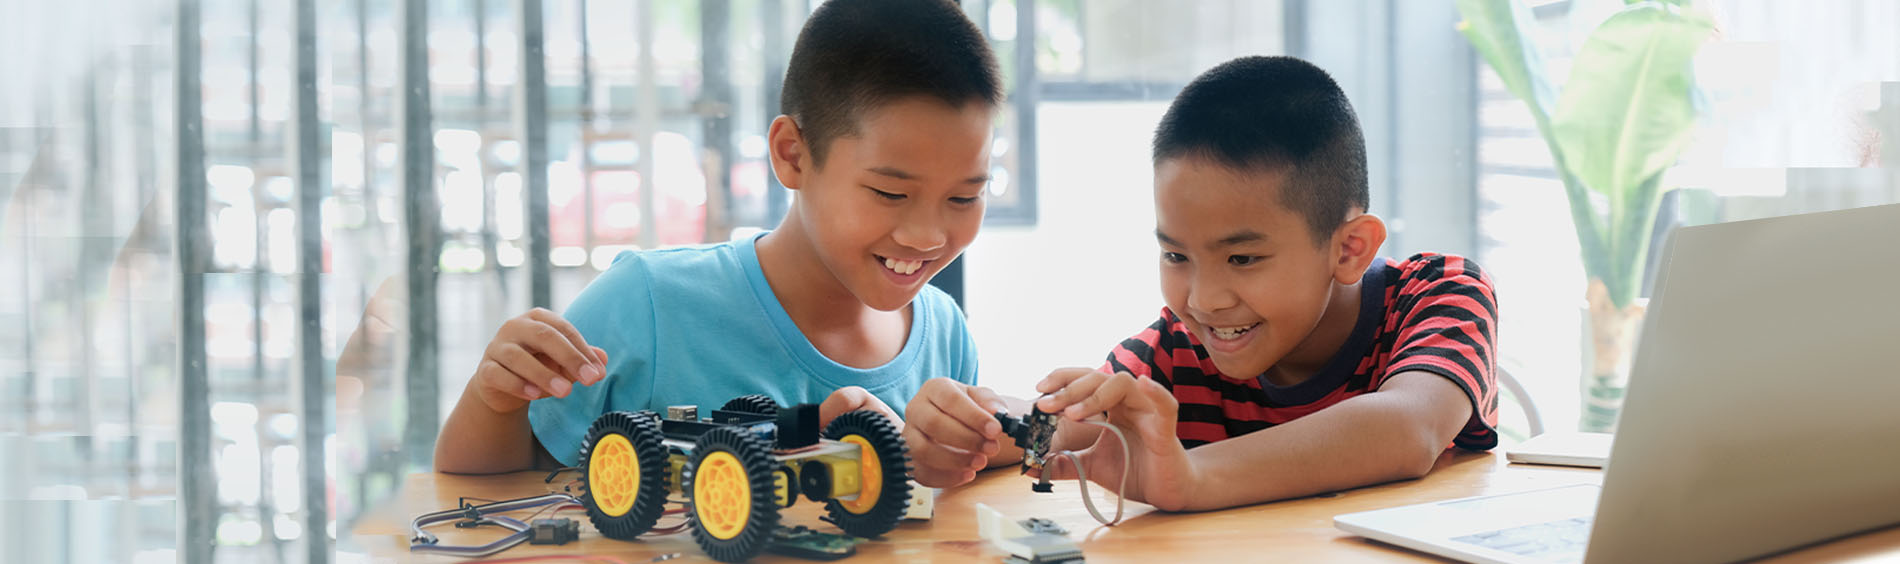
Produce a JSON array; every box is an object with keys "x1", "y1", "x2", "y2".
[
  {"x1": 994, "y1": 407, "x2": 1059, "y2": 474},
  {"x1": 992, "y1": 408, "x2": 1132, "y2": 526},
  {"x1": 528, "y1": 518, "x2": 579, "y2": 545},
  {"x1": 976, "y1": 503, "x2": 1086, "y2": 564},
  {"x1": 666, "y1": 405, "x2": 699, "y2": 421},
  {"x1": 1018, "y1": 518, "x2": 1067, "y2": 536},
  {"x1": 766, "y1": 525, "x2": 864, "y2": 561},
  {"x1": 904, "y1": 480, "x2": 936, "y2": 520}
]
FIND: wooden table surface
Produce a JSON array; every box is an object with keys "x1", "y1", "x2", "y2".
[{"x1": 350, "y1": 450, "x2": 1900, "y2": 563}]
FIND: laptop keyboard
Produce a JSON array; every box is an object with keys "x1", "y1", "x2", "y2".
[{"x1": 1452, "y1": 516, "x2": 1592, "y2": 562}]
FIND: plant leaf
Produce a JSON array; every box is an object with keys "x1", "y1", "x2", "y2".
[
  {"x1": 1456, "y1": 0, "x2": 1561, "y2": 125},
  {"x1": 1552, "y1": 4, "x2": 1710, "y2": 206}
]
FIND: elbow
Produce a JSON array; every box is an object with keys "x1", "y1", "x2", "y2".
[
  {"x1": 433, "y1": 444, "x2": 464, "y2": 474},
  {"x1": 1396, "y1": 431, "x2": 1448, "y2": 480}
]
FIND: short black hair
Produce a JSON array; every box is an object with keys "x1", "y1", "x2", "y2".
[
  {"x1": 1153, "y1": 56, "x2": 1369, "y2": 243},
  {"x1": 780, "y1": 0, "x2": 1003, "y2": 165}
]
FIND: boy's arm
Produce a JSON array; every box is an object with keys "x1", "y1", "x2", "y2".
[
  {"x1": 1170, "y1": 370, "x2": 1472, "y2": 510},
  {"x1": 435, "y1": 308, "x2": 608, "y2": 474},
  {"x1": 435, "y1": 383, "x2": 564, "y2": 473}
]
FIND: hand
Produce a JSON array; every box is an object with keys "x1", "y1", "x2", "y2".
[
  {"x1": 819, "y1": 386, "x2": 901, "y2": 430},
  {"x1": 1030, "y1": 368, "x2": 1199, "y2": 511},
  {"x1": 902, "y1": 378, "x2": 1008, "y2": 488},
  {"x1": 471, "y1": 308, "x2": 607, "y2": 414}
]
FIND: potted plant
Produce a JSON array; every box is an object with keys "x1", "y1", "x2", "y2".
[{"x1": 1456, "y1": 0, "x2": 1714, "y2": 432}]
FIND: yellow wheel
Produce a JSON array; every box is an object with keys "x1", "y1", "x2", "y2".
[
  {"x1": 686, "y1": 427, "x2": 779, "y2": 563},
  {"x1": 692, "y1": 451, "x2": 749, "y2": 540},
  {"x1": 823, "y1": 410, "x2": 911, "y2": 538},
  {"x1": 835, "y1": 435, "x2": 881, "y2": 514},
  {"x1": 578, "y1": 411, "x2": 668, "y2": 540}
]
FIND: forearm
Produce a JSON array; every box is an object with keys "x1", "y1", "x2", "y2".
[
  {"x1": 1177, "y1": 393, "x2": 1452, "y2": 511},
  {"x1": 435, "y1": 385, "x2": 546, "y2": 474}
]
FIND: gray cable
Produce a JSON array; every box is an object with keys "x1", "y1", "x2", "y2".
[{"x1": 1041, "y1": 418, "x2": 1130, "y2": 526}]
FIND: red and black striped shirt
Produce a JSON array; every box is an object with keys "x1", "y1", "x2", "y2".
[{"x1": 1102, "y1": 253, "x2": 1500, "y2": 450}]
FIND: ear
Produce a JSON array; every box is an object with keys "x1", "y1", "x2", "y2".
[
  {"x1": 767, "y1": 115, "x2": 808, "y2": 191},
  {"x1": 1329, "y1": 213, "x2": 1387, "y2": 284}
]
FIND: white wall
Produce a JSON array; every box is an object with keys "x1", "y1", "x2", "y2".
[{"x1": 963, "y1": 101, "x2": 1171, "y2": 399}]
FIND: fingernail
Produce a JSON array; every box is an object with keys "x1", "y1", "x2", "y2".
[
  {"x1": 581, "y1": 365, "x2": 602, "y2": 385},
  {"x1": 550, "y1": 378, "x2": 572, "y2": 397},
  {"x1": 984, "y1": 420, "x2": 1001, "y2": 437},
  {"x1": 524, "y1": 384, "x2": 542, "y2": 399},
  {"x1": 984, "y1": 440, "x2": 999, "y2": 455}
]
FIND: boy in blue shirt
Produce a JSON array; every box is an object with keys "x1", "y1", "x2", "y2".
[{"x1": 436, "y1": 0, "x2": 1006, "y2": 473}]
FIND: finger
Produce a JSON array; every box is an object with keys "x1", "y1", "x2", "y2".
[
  {"x1": 904, "y1": 426, "x2": 988, "y2": 476},
  {"x1": 1035, "y1": 367, "x2": 1096, "y2": 395},
  {"x1": 1065, "y1": 372, "x2": 1135, "y2": 420},
  {"x1": 527, "y1": 308, "x2": 598, "y2": 368},
  {"x1": 964, "y1": 386, "x2": 1008, "y2": 415},
  {"x1": 819, "y1": 387, "x2": 872, "y2": 427},
  {"x1": 912, "y1": 464, "x2": 977, "y2": 489},
  {"x1": 1037, "y1": 370, "x2": 1108, "y2": 414},
  {"x1": 492, "y1": 342, "x2": 573, "y2": 398},
  {"x1": 908, "y1": 398, "x2": 994, "y2": 453},
  {"x1": 511, "y1": 317, "x2": 599, "y2": 385},
  {"x1": 924, "y1": 380, "x2": 1004, "y2": 439},
  {"x1": 857, "y1": 392, "x2": 903, "y2": 430},
  {"x1": 590, "y1": 346, "x2": 608, "y2": 367},
  {"x1": 476, "y1": 359, "x2": 541, "y2": 403}
]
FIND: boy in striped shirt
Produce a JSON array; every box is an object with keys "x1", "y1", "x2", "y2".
[{"x1": 910, "y1": 56, "x2": 1500, "y2": 510}]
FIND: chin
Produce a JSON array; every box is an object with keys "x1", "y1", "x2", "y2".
[
  {"x1": 855, "y1": 284, "x2": 919, "y2": 312},
  {"x1": 1207, "y1": 353, "x2": 1269, "y2": 381}
]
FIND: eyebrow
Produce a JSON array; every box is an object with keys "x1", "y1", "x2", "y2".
[
  {"x1": 867, "y1": 166, "x2": 992, "y2": 185},
  {"x1": 1216, "y1": 230, "x2": 1267, "y2": 247},
  {"x1": 1155, "y1": 229, "x2": 1267, "y2": 248}
]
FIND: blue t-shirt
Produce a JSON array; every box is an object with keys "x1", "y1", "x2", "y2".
[{"x1": 529, "y1": 233, "x2": 980, "y2": 466}]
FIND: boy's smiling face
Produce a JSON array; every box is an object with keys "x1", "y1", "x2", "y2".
[
  {"x1": 782, "y1": 96, "x2": 994, "y2": 312},
  {"x1": 1153, "y1": 155, "x2": 1372, "y2": 381}
]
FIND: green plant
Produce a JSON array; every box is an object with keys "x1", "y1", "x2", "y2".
[{"x1": 1456, "y1": 0, "x2": 1713, "y2": 432}]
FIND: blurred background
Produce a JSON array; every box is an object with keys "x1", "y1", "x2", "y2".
[{"x1": 1, "y1": 0, "x2": 1894, "y2": 562}]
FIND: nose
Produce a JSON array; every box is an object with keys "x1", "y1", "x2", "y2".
[
  {"x1": 1184, "y1": 267, "x2": 1238, "y2": 317},
  {"x1": 891, "y1": 206, "x2": 948, "y2": 254}
]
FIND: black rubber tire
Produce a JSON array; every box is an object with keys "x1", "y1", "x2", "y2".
[
  {"x1": 719, "y1": 394, "x2": 779, "y2": 417},
  {"x1": 685, "y1": 426, "x2": 782, "y2": 563},
  {"x1": 822, "y1": 410, "x2": 913, "y2": 538},
  {"x1": 578, "y1": 410, "x2": 670, "y2": 540}
]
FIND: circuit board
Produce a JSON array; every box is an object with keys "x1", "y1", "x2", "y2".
[
  {"x1": 766, "y1": 525, "x2": 864, "y2": 561},
  {"x1": 997, "y1": 408, "x2": 1060, "y2": 474}
]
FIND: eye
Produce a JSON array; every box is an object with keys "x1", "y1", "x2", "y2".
[
  {"x1": 949, "y1": 195, "x2": 980, "y2": 205},
  {"x1": 867, "y1": 187, "x2": 906, "y2": 201},
  {"x1": 1162, "y1": 252, "x2": 1188, "y2": 264},
  {"x1": 1228, "y1": 255, "x2": 1264, "y2": 266}
]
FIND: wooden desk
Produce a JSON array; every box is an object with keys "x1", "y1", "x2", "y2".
[{"x1": 352, "y1": 451, "x2": 1900, "y2": 563}]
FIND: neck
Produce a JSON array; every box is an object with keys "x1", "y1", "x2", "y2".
[
  {"x1": 1263, "y1": 274, "x2": 1363, "y2": 387},
  {"x1": 755, "y1": 207, "x2": 879, "y2": 331}
]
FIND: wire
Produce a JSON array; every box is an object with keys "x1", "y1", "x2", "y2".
[
  {"x1": 1039, "y1": 418, "x2": 1131, "y2": 526},
  {"x1": 410, "y1": 493, "x2": 582, "y2": 557},
  {"x1": 469, "y1": 555, "x2": 633, "y2": 564}
]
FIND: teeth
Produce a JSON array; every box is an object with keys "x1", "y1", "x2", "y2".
[
  {"x1": 882, "y1": 257, "x2": 924, "y2": 275},
  {"x1": 1210, "y1": 324, "x2": 1257, "y2": 340}
]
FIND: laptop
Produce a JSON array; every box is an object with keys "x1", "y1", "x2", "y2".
[{"x1": 1335, "y1": 204, "x2": 1900, "y2": 564}]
